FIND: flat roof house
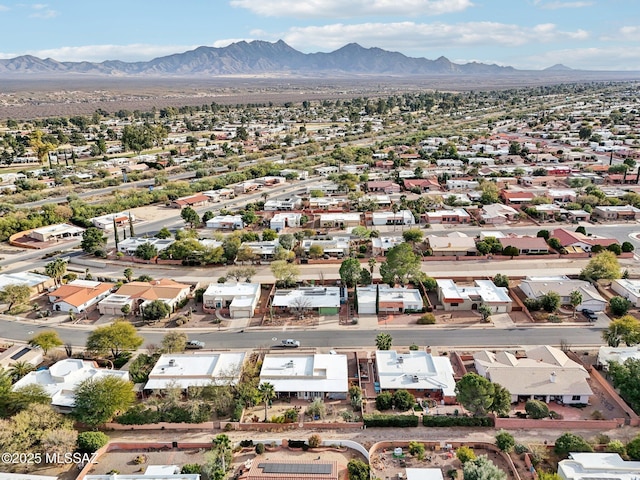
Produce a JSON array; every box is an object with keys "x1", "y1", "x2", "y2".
[
  {"x1": 474, "y1": 345, "x2": 592, "y2": 404},
  {"x1": 425, "y1": 208, "x2": 471, "y2": 225},
  {"x1": 206, "y1": 215, "x2": 245, "y2": 230},
  {"x1": 356, "y1": 285, "x2": 424, "y2": 314},
  {"x1": 371, "y1": 236, "x2": 404, "y2": 256},
  {"x1": 302, "y1": 236, "x2": 350, "y2": 257},
  {"x1": 246, "y1": 461, "x2": 338, "y2": 480},
  {"x1": 271, "y1": 287, "x2": 341, "y2": 316},
  {"x1": 117, "y1": 237, "x2": 174, "y2": 256},
  {"x1": 427, "y1": 234, "x2": 477, "y2": 256},
  {"x1": 91, "y1": 211, "x2": 134, "y2": 230},
  {"x1": 375, "y1": 350, "x2": 456, "y2": 403},
  {"x1": 371, "y1": 210, "x2": 416, "y2": 226},
  {"x1": 259, "y1": 353, "x2": 348, "y2": 400},
  {"x1": 144, "y1": 352, "x2": 246, "y2": 391},
  {"x1": 436, "y1": 279, "x2": 512, "y2": 312},
  {"x1": 0, "y1": 271, "x2": 54, "y2": 295},
  {"x1": 593, "y1": 205, "x2": 640, "y2": 221},
  {"x1": 48, "y1": 279, "x2": 114, "y2": 314},
  {"x1": 612, "y1": 279, "x2": 640, "y2": 307},
  {"x1": 12, "y1": 358, "x2": 129, "y2": 410},
  {"x1": 0, "y1": 344, "x2": 43, "y2": 369},
  {"x1": 202, "y1": 283, "x2": 261, "y2": 318},
  {"x1": 28, "y1": 223, "x2": 84, "y2": 243},
  {"x1": 519, "y1": 275, "x2": 606, "y2": 312},
  {"x1": 270, "y1": 212, "x2": 302, "y2": 232},
  {"x1": 318, "y1": 213, "x2": 361, "y2": 228},
  {"x1": 558, "y1": 453, "x2": 640, "y2": 480}
]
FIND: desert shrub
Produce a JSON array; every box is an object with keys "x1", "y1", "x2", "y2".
[
  {"x1": 363, "y1": 414, "x2": 419, "y2": 427},
  {"x1": 255, "y1": 443, "x2": 265, "y2": 455},
  {"x1": 456, "y1": 446, "x2": 476, "y2": 464},
  {"x1": 375, "y1": 392, "x2": 393, "y2": 411},
  {"x1": 77, "y1": 431, "x2": 109, "y2": 453},
  {"x1": 524, "y1": 298, "x2": 541, "y2": 311},
  {"x1": 417, "y1": 313, "x2": 436, "y2": 324},
  {"x1": 525, "y1": 399, "x2": 550, "y2": 419},
  {"x1": 308, "y1": 434, "x2": 322, "y2": 448},
  {"x1": 239, "y1": 439, "x2": 254, "y2": 447},
  {"x1": 181, "y1": 465, "x2": 201, "y2": 474},
  {"x1": 495, "y1": 430, "x2": 516, "y2": 452}
]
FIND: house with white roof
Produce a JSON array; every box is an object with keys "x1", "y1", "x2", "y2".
[
  {"x1": 427, "y1": 234, "x2": 477, "y2": 257},
  {"x1": 86, "y1": 465, "x2": 199, "y2": 480},
  {"x1": 144, "y1": 352, "x2": 246, "y2": 391},
  {"x1": 371, "y1": 210, "x2": 416, "y2": 226},
  {"x1": 91, "y1": 211, "x2": 134, "y2": 230},
  {"x1": 375, "y1": 350, "x2": 456, "y2": 403},
  {"x1": 318, "y1": 213, "x2": 361, "y2": 228},
  {"x1": 259, "y1": 353, "x2": 348, "y2": 400},
  {"x1": 28, "y1": 223, "x2": 84, "y2": 243},
  {"x1": 271, "y1": 287, "x2": 341, "y2": 315},
  {"x1": 206, "y1": 215, "x2": 245, "y2": 230},
  {"x1": 0, "y1": 271, "x2": 54, "y2": 295},
  {"x1": 593, "y1": 205, "x2": 640, "y2": 221},
  {"x1": 301, "y1": 236, "x2": 350, "y2": 257},
  {"x1": 356, "y1": 285, "x2": 424, "y2": 314},
  {"x1": 371, "y1": 236, "x2": 404, "y2": 256},
  {"x1": 424, "y1": 208, "x2": 471, "y2": 225},
  {"x1": 611, "y1": 279, "x2": 640, "y2": 307},
  {"x1": 202, "y1": 283, "x2": 261, "y2": 318},
  {"x1": 474, "y1": 345, "x2": 592, "y2": 404},
  {"x1": 519, "y1": 275, "x2": 606, "y2": 312},
  {"x1": 558, "y1": 453, "x2": 640, "y2": 480},
  {"x1": 12, "y1": 358, "x2": 129, "y2": 410},
  {"x1": 270, "y1": 212, "x2": 302, "y2": 232},
  {"x1": 597, "y1": 346, "x2": 640, "y2": 370},
  {"x1": 481, "y1": 203, "x2": 519, "y2": 224},
  {"x1": 405, "y1": 469, "x2": 444, "y2": 480},
  {"x1": 437, "y1": 279, "x2": 512, "y2": 312},
  {"x1": 263, "y1": 196, "x2": 302, "y2": 211},
  {"x1": 117, "y1": 237, "x2": 174, "y2": 256}
]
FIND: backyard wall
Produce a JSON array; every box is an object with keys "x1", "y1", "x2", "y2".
[{"x1": 493, "y1": 417, "x2": 625, "y2": 429}]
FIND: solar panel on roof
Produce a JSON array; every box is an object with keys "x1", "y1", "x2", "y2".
[
  {"x1": 258, "y1": 463, "x2": 333, "y2": 475},
  {"x1": 10, "y1": 348, "x2": 31, "y2": 361}
]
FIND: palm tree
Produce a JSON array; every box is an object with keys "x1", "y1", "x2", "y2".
[
  {"x1": 258, "y1": 382, "x2": 276, "y2": 422},
  {"x1": 123, "y1": 268, "x2": 134, "y2": 283},
  {"x1": 213, "y1": 434, "x2": 232, "y2": 473},
  {"x1": 368, "y1": 258, "x2": 377, "y2": 275},
  {"x1": 9, "y1": 361, "x2": 34, "y2": 381},
  {"x1": 570, "y1": 289, "x2": 583, "y2": 319},
  {"x1": 45, "y1": 258, "x2": 67, "y2": 287}
]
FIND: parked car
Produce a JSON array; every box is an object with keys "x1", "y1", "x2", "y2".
[
  {"x1": 278, "y1": 339, "x2": 300, "y2": 348},
  {"x1": 581, "y1": 308, "x2": 598, "y2": 322},
  {"x1": 186, "y1": 340, "x2": 205, "y2": 349}
]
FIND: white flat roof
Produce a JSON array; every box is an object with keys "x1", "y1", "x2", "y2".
[
  {"x1": 204, "y1": 283, "x2": 260, "y2": 298},
  {"x1": 375, "y1": 350, "x2": 456, "y2": 396},
  {"x1": 406, "y1": 469, "x2": 445, "y2": 480},
  {"x1": 0, "y1": 272, "x2": 50, "y2": 289},
  {"x1": 144, "y1": 352, "x2": 245, "y2": 390},
  {"x1": 260, "y1": 354, "x2": 348, "y2": 393},
  {"x1": 358, "y1": 285, "x2": 423, "y2": 305},
  {"x1": 272, "y1": 287, "x2": 341, "y2": 309}
]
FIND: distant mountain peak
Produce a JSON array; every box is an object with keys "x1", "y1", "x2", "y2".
[{"x1": 544, "y1": 63, "x2": 573, "y2": 71}]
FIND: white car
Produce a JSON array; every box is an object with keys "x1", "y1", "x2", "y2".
[{"x1": 186, "y1": 340, "x2": 205, "y2": 349}]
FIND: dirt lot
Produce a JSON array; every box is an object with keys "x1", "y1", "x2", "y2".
[{"x1": 242, "y1": 398, "x2": 359, "y2": 424}]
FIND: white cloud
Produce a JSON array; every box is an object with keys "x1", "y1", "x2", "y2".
[
  {"x1": 280, "y1": 21, "x2": 589, "y2": 53},
  {"x1": 0, "y1": 43, "x2": 201, "y2": 62},
  {"x1": 0, "y1": 4, "x2": 10, "y2": 11},
  {"x1": 28, "y1": 3, "x2": 57, "y2": 18},
  {"x1": 534, "y1": 1, "x2": 593, "y2": 9},
  {"x1": 520, "y1": 46, "x2": 640, "y2": 70},
  {"x1": 601, "y1": 26, "x2": 640, "y2": 42},
  {"x1": 230, "y1": 0, "x2": 472, "y2": 18}
]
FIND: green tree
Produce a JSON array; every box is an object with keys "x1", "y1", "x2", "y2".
[
  {"x1": 270, "y1": 260, "x2": 299, "y2": 287},
  {"x1": 627, "y1": 435, "x2": 640, "y2": 460},
  {"x1": 45, "y1": 258, "x2": 67, "y2": 287},
  {"x1": 142, "y1": 299, "x2": 171, "y2": 324},
  {"x1": 580, "y1": 251, "x2": 621, "y2": 280},
  {"x1": 540, "y1": 291, "x2": 561, "y2": 313},
  {"x1": 278, "y1": 233, "x2": 294, "y2": 250},
  {"x1": 537, "y1": 230, "x2": 550, "y2": 240},
  {"x1": 339, "y1": 258, "x2": 362, "y2": 288},
  {"x1": 180, "y1": 206, "x2": 200, "y2": 228},
  {"x1": 463, "y1": 455, "x2": 507, "y2": 480},
  {"x1": 456, "y1": 446, "x2": 477, "y2": 464},
  {"x1": 547, "y1": 237, "x2": 563, "y2": 251},
  {"x1": 622, "y1": 241, "x2": 635, "y2": 253},
  {"x1": 502, "y1": 246, "x2": 520, "y2": 258},
  {"x1": 258, "y1": 382, "x2": 276, "y2": 421},
  {"x1": 0, "y1": 284, "x2": 31, "y2": 311},
  {"x1": 349, "y1": 385, "x2": 363, "y2": 410},
  {"x1": 261, "y1": 229, "x2": 278, "y2": 241},
  {"x1": 392, "y1": 389, "x2": 415, "y2": 411},
  {"x1": 375, "y1": 392, "x2": 393, "y2": 410},
  {"x1": 492, "y1": 274, "x2": 509, "y2": 288},
  {"x1": 375, "y1": 332, "x2": 392, "y2": 350},
  {"x1": 602, "y1": 315, "x2": 640, "y2": 347},
  {"x1": 308, "y1": 244, "x2": 324, "y2": 259},
  {"x1": 156, "y1": 227, "x2": 172, "y2": 239},
  {"x1": 29, "y1": 330, "x2": 63, "y2": 355},
  {"x1": 609, "y1": 296, "x2": 631, "y2": 317},
  {"x1": 569, "y1": 290, "x2": 583, "y2": 318},
  {"x1": 455, "y1": 373, "x2": 495, "y2": 416},
  {"x1": 495, "y1": 430, "x2": 515, "y2": 452},
  {"x1": 77, "y1": 431, "x2": 109, "y2": 453},
  {"x1": 29, "y1": 129, "x2": 57, "y2": 165},
  {"x1": 408, "y1": 441, "x2": 426, "y2": 460},
  {"x1": 81, "y1": 227, "x2": 107, "y2": 254},
  {"x1": 8, "y1": 361, "x2": 35, "y2": 382},
  {"x1": 123, "y1": 268, "x2": 134, "y2": 282},
  {"x1": 478, "y1": 304, "x2": 492, "y2": 323},
  {"x1": 347, "y1": 459, "x2": 370, "y2": 480},
  {"x1": 525, "y1": 399, "x2": 550, "y2": 419},
  {"x1": 161, "y1": 332, "x2": 188, "y2": 353},
  {"x1": 72, "y1": 376, "x2": 135, "y2": 428},
  {"x1": 135, "y1": 242, "x2": 158, "y2": 260},
  {"x1": 86, "y1": 320, "x2": 144, "y2": 359},
  {"x1": 479, "y1": 182, "x2": 499, "y2": 205},
  {"x1": 402, "y1": 228, "x2": 423, "y2": 244},
  {"x1": 379, "y1": 243, "x2": 421, "y2": 286},
  {"x1": 608, "y1": 359, "x2": 640, "y2": 412},
  {"x1": 554, "y1": 432, "x2": 593, "y2": 457},
  {"x1": 121, "y1": 124, "x2": 153, "y2": 153},
  {"x1": 490, "y1": 383, "x2": 512, "y2": 417}
]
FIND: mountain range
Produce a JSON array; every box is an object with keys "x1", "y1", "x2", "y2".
[{"x1": 0, "y1": 40, "x2": 525, "y2": 77}]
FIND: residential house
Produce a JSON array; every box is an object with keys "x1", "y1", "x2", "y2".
[
  {"x1": 498, "y1": 236, "x2": 550, "y2": 254},
  {"x1": 566, "y1": 209, "x2": 591, "y2": 222},
  {"x1": 90, "y1": 211, "x2": 134, "y2": 230},
  {"x1": 371, "y1": 210, "x2": 416, "y2": 226},
  {"x1": 315, "y1": 166, "x2": 339, "y2": 176},
  {"x1": 12, "y1": 358, "x2": 129, "y2": 410},
  {"x1": 202, "y1": 283, "x2": 261, "y2": 318},
  {"x1": 242, "y1": 240, "x2": 280, "y2": 260},
  {"x1": 436, "y1": 279, "x2": 512, "y2": 312},
  {"x1": 474, "y1": 345, "x2": 592, "y2": 404},
  {"x1": 0, "y1": 271, "x2": 54, "y2": 295},
  {"x1": 98, "y1": 278, "x2": 191, "y2": 316},
  {"x1": 480, "y1": 203, "x2": 519, "y2": 224},
  {"x1": 427, "y1": 234, "x2": 477, "y2": 256},
  {"x1": 424, "y1": 208, "x2": 470, "y2": 225},
  {"x1": 259, "y1": 353, "x2": 348, "y2": 400},
  {"x1": 375, "y1": 350, "x2": 456, "y2": 403},
  {"x1": 371, "y1": 236, "x2": 404, "y2": 256},
  {"x1": 597, "y1": 346, "x2": 640, "y2": 370},
  {"x1": 144, "y1": 352, "x2": 246, "y2": 391},
  {"x1": 206, "y1": 215, "x2": 245, "y2": 230},
  {"x1": 318, "y1": 213, "x2": 361, "y2": 228},
  {"x1": 593, "y1": 205, "x2": 640, "y2": 221},
  {"x1": 307, "y1": 182, "x2": 341, "y2": 195},
  {"x1": 233, "y1": 182, "x2": 259, "y2": 195},
  {"x1": 270, "y1": 212, "x2": 302, "y2": 232},
  {"x1": 403, "y1": 178, "x2": 441, "y2": 192},
  {"x1": 545, "y1": 189, "x2": 577, "y2": 204},
  {"x1": 611, "y1": 279, "x2": 640, "y2": 307},
  {"x1": 551, "y1": 228, "x2": 618, "y2": 252},
  {"x1": 356, "y1": 285, "x2": 424, "y2": 314},
  {"x1": 558, "y1": 453, "x2": 640, "y2": 480},
  {"x1": 519, "y1": 275, "x2": 606, "y2": 311},
  {"x1": 87, "y1": 466, "x2": 199, "y2": 480},
  {"x1": 170, "y1": 194, "x2": 210, "y2": 209},
  {"x1": 28, "y1": 223, "x2": 84, "y2": 243},
  {"x1": 0, "y1": 345, "x2": 43, "y2": 369},
  {"x1": 308, "y1": 197, "x2": 344, "y2": 210},
  {"x1": 118, "y1": 237, "x2": 175, "y2": 256},
  {"x1": 301, "y1": 236, "x2": 350, "y2": 257},
  {"x1": 263, "y1": 196, "x2": 303, "y2": 211},
  {"x1": 500, "y1": 190, "x2": 535, "y2": 206},
  {"x1": 446, "y1": 179, "x2": 479, "y2": 190},
  {"x1": 48, "y1": 279, "x2": 114, "y2": 314},
  {"x1": 271, "y1": 287, "x2": 341, "y2": 315},
  {"x1": 366, "y1": 180, "x2": 400, "y2": 194}
]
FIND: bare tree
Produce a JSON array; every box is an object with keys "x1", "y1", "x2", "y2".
[{"x1": 289, "y1": 296, "x2": 313, "y2": 320}]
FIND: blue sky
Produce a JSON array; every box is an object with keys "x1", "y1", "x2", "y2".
[{"x1": 0, "y1": 0, "x2": 639, "y2": 70}]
